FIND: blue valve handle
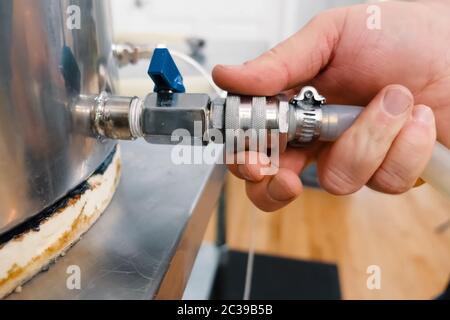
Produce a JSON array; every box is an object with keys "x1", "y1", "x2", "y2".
[{"x1": 148, "y1": 47, "x2": 185, "y2": 93}]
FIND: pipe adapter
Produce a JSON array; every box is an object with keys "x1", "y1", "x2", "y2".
[
  {"x1": 72, "y1": 92, "x2": 143, "y2": 141},
  {"x1": 72, "y1": 91, "x2": 212, "y2": 144}
]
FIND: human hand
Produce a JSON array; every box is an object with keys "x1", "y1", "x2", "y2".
[{"x1": 213, "y1": 1, "x2": 450, "y2": 211}]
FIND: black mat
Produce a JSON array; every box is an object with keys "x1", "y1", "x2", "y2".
[{"x1": 211, "y1": 249, "x2": 341, "y2": 300}]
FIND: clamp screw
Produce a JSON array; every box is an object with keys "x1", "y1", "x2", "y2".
[{"x1": 293, "y1": 86, "x2": 326, "y2": 108}]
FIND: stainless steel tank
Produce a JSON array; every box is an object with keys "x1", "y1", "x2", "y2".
[{"x1": 0, "y1": 0, "x2": 117, "y2": 234}]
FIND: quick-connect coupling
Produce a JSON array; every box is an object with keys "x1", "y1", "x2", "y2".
[
  {"x1": 220, "y1": 87, "x2": 326, "y2": 149},
  {"x1": 222, "y1": 94, "x2": 290, "y2": 152}
]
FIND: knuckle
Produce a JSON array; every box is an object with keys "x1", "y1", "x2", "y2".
[
  {"x1": 269, "y1": 50, "x2": 293, "y2": 93},
  {"x1": 308, "y1": 11, "x2": 341, "y2": 70},
  {"x1": 345, "y1": 127, "x2": 388, "y2": 165},
  {"x1": 370, "y1": 165, "x2": 414, "y2": 194},
  {"x1": 320, "y1": 164, "x2": 362, "y2": 195}
]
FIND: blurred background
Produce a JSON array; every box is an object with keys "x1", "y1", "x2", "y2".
[
  {"x1": 110, "y1": 0, "x2": 362, "y2": 94},
  {"x1": 109, "y1": 0, "x2": 450, "y2": 300},
  {"x1": 111, "y1": 0, "x2": 362, "y2": 47}
]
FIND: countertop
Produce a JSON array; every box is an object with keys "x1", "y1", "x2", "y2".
[{"x1": 9, "y1": 141, "x2": 226, "y2": 299}]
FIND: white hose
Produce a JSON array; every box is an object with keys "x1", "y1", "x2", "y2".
[
  {"x1": 170, "y1": 50, "x2": 227, "y2": 98},
  {"x1": 321, "y1": 105, "x2": 450, "y2": 197}
]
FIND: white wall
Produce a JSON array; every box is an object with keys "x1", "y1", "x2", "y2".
[
  {"x1": 111, "y1": 0, "x2": 365, "y2": 47},
  {"x1": 280, "y1": 0, "x2": 364, "y2": 42}
]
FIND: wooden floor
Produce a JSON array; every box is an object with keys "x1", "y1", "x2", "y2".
[{"x1": 204, "y1": 173, "x2": 450, "y2": 300}]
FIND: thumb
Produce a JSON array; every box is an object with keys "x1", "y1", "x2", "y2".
[{"x1": 212, "y1": 8, "x2": 347, "y2": 96}]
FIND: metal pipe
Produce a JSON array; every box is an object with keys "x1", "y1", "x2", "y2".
[
  {"x1": 112, "y1": 43, "x2": 154, "y2": 67},
  {"x1": 78, "y1": 89, "x2": 450, "y2": 198},
  {"x1": 73, "y1": 93, "x2": 142, "y2": 141}
]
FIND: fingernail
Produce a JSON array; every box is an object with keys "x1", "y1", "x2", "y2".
[
  {"x1": 267, "y1": 175, "x2": 297, "y2": 201},
  {"x1": 383, "y1": 87, "x2": 412, "y2": 116},
  {"x1": 413, "y1": 106, "x2": 434, "y2": 124}
]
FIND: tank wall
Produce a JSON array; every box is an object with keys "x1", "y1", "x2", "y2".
[{"x1": 0, "y1": 0, "x2": 117, "y2": 233}]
